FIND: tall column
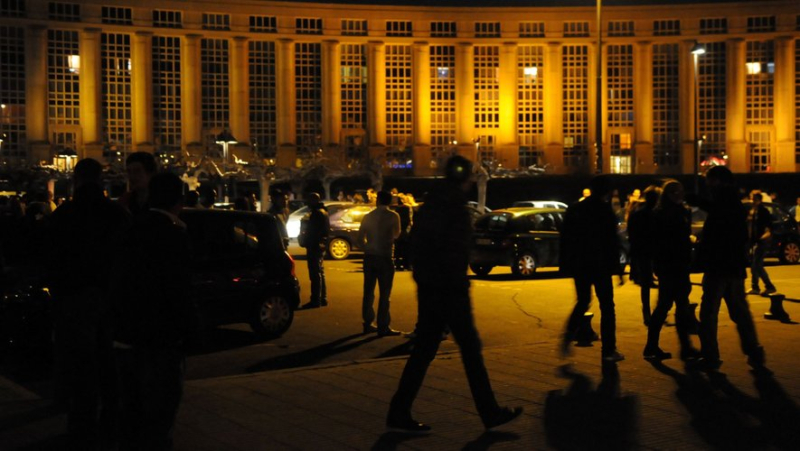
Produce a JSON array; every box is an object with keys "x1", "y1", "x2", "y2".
[
  {"x1": 321, "y1": 40, "x2": 341, "y2": 147},
  {"x1": 275, "y1": 39, "x2": 296, "y2": 167},
  {"x1": 543, "y1": 42, "x2": 563, "y2": 171},
  {"x1": 634, "y1": 41, "x2": 654, "y2": 174},
  {"x1": 455, "y1": 42, "x2": 475, "y2": 160},
  {"x1": 367, "y1": 41, "x2": 386, "y2": 155},
  {"x1": 25, "y1": 25, "x2": 49, "y2": 162},
  {"x1": 679, "y1": 40, "x2": 696, "y2": 174},
  {"x1": 726, "y1": 38, "x2": 747, "y2": 173},
  {"x1": 80, "y1": 28, "x2": 102, "y2": 160},
  {"x1": 412, "y1": 42, "x2": 432, "y2": 175},
  {"x1": 229, "y1": 36, "x2": 250, "y2": 148},
  {"x1": 497, "y1": 42, "x2": 519, "y2": 168},
  {"x1": 132, "y1": 31, "x2": 153, "y2": 152},
  {"x1": 181, "y1": 34, "x2": 202, "y2": 149},
  {"x1": 773, "y1": 37, "x2": 796, "y2": 172}
]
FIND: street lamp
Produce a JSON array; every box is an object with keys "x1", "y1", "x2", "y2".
[
  {"x1": 215, "y1": 129, "x2": 237, "y2": 164},
  {"x1": 691, "y1": 41, "x2": 706, "y2": 193}
]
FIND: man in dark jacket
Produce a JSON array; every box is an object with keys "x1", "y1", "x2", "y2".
[
  {"x1": 695, "y1": 166, "x2": 765, "y2": 371},
  {"x1": 387, "y1": 156, "x2": 522, "y2": 433},
  {"x1": 300, "y1": 192, "x2": 329, "y2": 308},
  {"x1": 560, "y1": 175, "x2": 625, "y2": 363},
  {"x1": 47, "y1": 158, "x2": 131, "y2": 449},
  {"x1": 112, "y1": 172, "x2": 196, "y2": 450}
]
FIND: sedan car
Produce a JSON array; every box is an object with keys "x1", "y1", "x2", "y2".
[
  {"x1": 285, "y1": 201, "x2": 354, "y2": 240},
  {"x1": 469, "y1": 207, "x2": 565, "y2": 277},
  {"x1": 327, "y1": 205, "x2": 375, "y2": 260}
]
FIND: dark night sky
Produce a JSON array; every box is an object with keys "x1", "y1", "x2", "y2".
[{"x1": 283, "y1": 0, "x2": 755, "y2": 7}]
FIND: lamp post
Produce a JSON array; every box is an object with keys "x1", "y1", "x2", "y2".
[
  {"x1": 691, "y1": 41, "x2": 706, "y2": 193},
  {"x1": 215, "y1": 129, "x2": 237, "y2": 165},
  {"x1": 595, "y1": 0, "x2": 603, "y2": 173}
]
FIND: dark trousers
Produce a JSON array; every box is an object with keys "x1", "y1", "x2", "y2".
[
  {"x1": 53, "y1": 292, "x2": 117, "y2": 449},
  {"x1": 362, "y1": 254, "x2": 395, "y2": 330},
  {"x1": 565, "y1": 272, "x2": 616, "y2": 355},
  {"x1": 699, "y1": 273, "x2": 761, "y2": 362},
  {"x1": 389, "y1": 282, "x2": 499, "y2": 424},
  {"x1": 647, "y1": 272, "x2": 694, "y2": 353},
  {"x1": 307, "y1": 248, "x2": 327, "y2": 305},
  {"x1": 750, "y1": 242, "x2": 775, "y2": 291},
  {"x1": 116, "y1": 346, "x2": 185, "y2": 451},
  {"x1": 636, "y1": 257, "x2": 654, "y2": 324}
]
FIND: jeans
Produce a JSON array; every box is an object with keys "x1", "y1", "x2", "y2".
[
  {"x1": 750, "y1": 242, "x2": 775, "y2": 291},
  {"x1": 389, "y1": 282, "x2": 500, "y2": 424},
  {"x1": 647, "y1": 272, "x2": 694, "y2": 353},
  {"x1": 699, "y1": 273, "x2": 761, "y2": 362},
  {"x1": 307, "y1": 248, "x2": 327, "y2": 305},
  {"x1": 565, "y1": 272, "x2": 616, "y2": 355},
  {"x1": 362, "y1": 254, "x2": 395, "y2": 330}
]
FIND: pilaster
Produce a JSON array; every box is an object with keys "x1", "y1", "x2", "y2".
[{"x1": 132, "y1": 31, "x2": 153, "y2": 150}]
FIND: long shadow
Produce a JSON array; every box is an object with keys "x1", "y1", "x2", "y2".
[
  {"x1": 544, "y1": 363, "x2": 638, "y2": 450},
  {"x1": 185, "y1": 327, "x2": 268, "y2": 356},
  {"x1": 246, "y1": 333, "x2": 380, "y2": 372},
  {"x1": 650, "y1": 361, "x2": 800, "y2": 449},
  {"x1": 374, "y1": 340, "x2": 415, "y2": 359},
  {"x1": 463, "y1": 431, "x2": 520, "y2": 450},
  {"x1": 370, "y1": 431, "x2": 424, "y2": 450}
]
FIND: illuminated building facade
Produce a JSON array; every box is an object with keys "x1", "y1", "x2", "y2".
[{"x1": 1, "y1": 0, "x2": 800, "y2": 175}]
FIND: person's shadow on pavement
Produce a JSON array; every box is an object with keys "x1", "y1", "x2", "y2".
[
  {"x1": 370, "y1": 431, "x2": 424, "y2": 451},
  {"x1": 650, "y1": 361, "x2": 800, "y2": 449},
  {"x1": 544, "y1": 362, "x2": 638, "y2": 450}
]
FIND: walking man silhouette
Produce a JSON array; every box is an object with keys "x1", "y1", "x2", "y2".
[{"x1": 387, "y1": 156, "x2": 522, "y2": 433}]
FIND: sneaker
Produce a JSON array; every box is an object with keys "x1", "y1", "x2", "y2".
[
  {"x1": 363, "y1": 324, "x2": 378, "y2": 334},
  {"x1": 643, "y1": 347, "x2": 672, "y2": 361},
  {"x1": 378, "y1": 328, "x2": 402, "y2": 337},
  {"x1": 386, "y1": 416, "x2": 431, "y2": 434},
  {"x1": 602, "y1": 351, "x2": 625, "y2": 363},
  {"x1": 761, "y1": 287, "x2": 777, "y2": 297},
  {"x1": 746, "y1": 288, "x2": 760, "y2": 295},
  {"x1": 483, "y1": 406, "x2": 523, "y2": 430}
]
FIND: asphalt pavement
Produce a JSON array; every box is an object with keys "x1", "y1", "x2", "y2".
[{"x1": 2, "y1": 258, "x2": 800, "y2": 449}]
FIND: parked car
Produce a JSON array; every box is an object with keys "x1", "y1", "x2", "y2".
[
  {"x1": 469, "y1": 207, "x2": 565, "y2": 277},
  {"x1": 327, "y1": 205, "x2": 375, "y2": 260},
  {"x1": 512, "y1": 200, "x2": 569, "y2": 210},
  {"x1": 691, "y1": 201, "x2": 800, "y2": 265},
  {"x1": 0, "y1": 209, "x2": 301, "y2": 352},
  {"x1": 285, "y1": 201, "x2": 354, "y2": 241}
]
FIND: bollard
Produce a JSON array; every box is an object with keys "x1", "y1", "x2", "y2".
[
  {"x1": 575, "y1": 312, "x2": 599, "y2": 346},
  {"x1": 764, "y1": 294, "x2": 790, "y2": 322}
]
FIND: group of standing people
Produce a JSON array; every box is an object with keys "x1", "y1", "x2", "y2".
[
  {"x1": 48, "y1": 152, "x2": 195, "y2": 450},
  {"x1": 622, "y1": 167, "x2": 768, "y2": 370}
]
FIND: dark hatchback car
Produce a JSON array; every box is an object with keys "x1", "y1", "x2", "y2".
[
  {"x1": 470, "y1": 207, "x2": 565, "y2": 277},
  {"x1": 1, "y1": 209, "x2": 300, "y2": 351},
  {"x1": 691, "y1": 201, "x2": 800, "y2": 265}
]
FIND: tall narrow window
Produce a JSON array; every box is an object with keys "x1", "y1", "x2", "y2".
[
  {"x1": 474, "y1": 46, "x2": 499, "y2": 163},
  {"x1": 47, "y1": 29, "x2": 80, "y2": 126},
  {"x1": 746, "y1": 40, "x2": 774, "y2": 172},
  {"x1": 295, "y1": 42, "x2": 322, "y2": 156},
  {"x1": 101, "y1": 33, "x2": 132, "y2": 156},
  {"x1": 152, "y1": 36, "x2": 182, "y2": 152},
  {"x1": 653, "y1": 43, "x2": 680, "y2": 167},
  {"x1": 517, "y1": 45, "x2": 544, "y2": 168},
  {"x1": 249, "y1": 41, "x2": 277, "y2": 158},
  {"x1": 385, "y1": 44, "x2": 412, "y2": 169},
  {"x1": 562, "y1": 45, "x2": 589, "y2": 167},
  {"x1": 430, "y1": 45, "x2": 456, "y2": 165},
  {"x1": 0, "y1": 26, "x2": 26, "y2": 157},
  {"x1": 201, "y1": 39, "x2": 230, "y2": 149},
  {"x1": 697, "y1": 42, "x2": 727, "y2": 165}
]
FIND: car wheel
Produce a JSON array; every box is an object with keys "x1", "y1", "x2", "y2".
[
  {"x1": 250, "y1": 295, "x2": 294, "y2": 339},
  {"x1": 469, "y1": 264, "x2": 493, "y2": 276},
  {"x1": 780, "y1": 241, "x2": 800, "y2": 264},
  {"x1": 512, "y1": 252, "x2": 537, "y2": 277},
  {"x1": 327, "y1": 237, "x2": 351, "y2": 260}
]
